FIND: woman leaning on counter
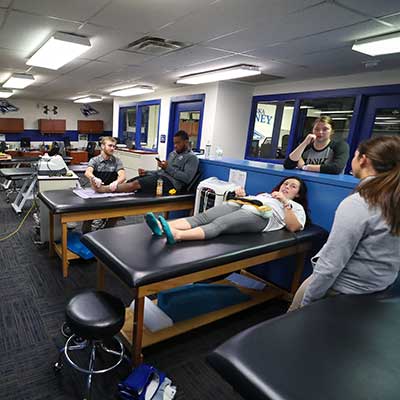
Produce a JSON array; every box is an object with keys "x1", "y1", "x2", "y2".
[{"x1": 284, "y1": 116, "x2": 349, "y2": 174}]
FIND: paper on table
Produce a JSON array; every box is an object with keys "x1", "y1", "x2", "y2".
[
  {"x1": 226, "y1": 272, "x2": 266, "y2": 291},
  {"x1": 130, "y1": 297, "x2": 173, "y2": 332},
  {"x1": 73, "y1": 188, "x2": 133, "y2": 199}
]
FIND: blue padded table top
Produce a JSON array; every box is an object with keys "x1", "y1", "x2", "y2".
[
  {"x1": 38, "y1": 189, "x2": 194, "y2": 214},
  {"x1": 208, "y1": 293, "x2": 400, "y2": 400},
  {"x1": 82, "y1": 223, "x2": 326, "y2": 288},
  {"x1": 0, "y1": 167, "x2": 35, "y2": 178}
]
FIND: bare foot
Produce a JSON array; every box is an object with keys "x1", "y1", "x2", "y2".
[{"x1": 169, "y1": 226, "x2": 180, "y2": 242}]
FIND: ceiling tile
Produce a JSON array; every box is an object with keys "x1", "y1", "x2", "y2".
[
  {"x1": 69, "y1": 23, "x2": 144, "y2": 61},
  {"x1": 12, "y1": 0, "x2": 111, "y2": 22},
  {"x1": 97, "y1": 50, "x2": 153, "y2": 66},
  {"x1": 158, "y1": 0, "x2": 325, "y2": 44},
  {"x1": 0, "y1": 48, "x2": 28, "y2": 70},
  {"x1": 0, "y1": 0, "x2": 12, "y2": 7},
  {"x1": 0, "y1": 10, "x2": 80, "y2": 55},
  {"x1": 90, "y1": 0, "x2": 214, "y2": 34},
  {"x1": 204, "y1": 1, "x2": 369, "y2": 53},
  {"x1": 336, "y1": 0, "x2": 400, "y2": 18},
  {"x1": 247, "y1": 20, "x2": 393, "y2": 60}
]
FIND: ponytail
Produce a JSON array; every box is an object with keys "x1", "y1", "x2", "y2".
[{"x1": 356, "y1": 136, "x2": 400, "y2": 235}]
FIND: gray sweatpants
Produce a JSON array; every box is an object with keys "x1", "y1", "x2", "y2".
[{"x1": 186, "y1": 203, "x2": 269, "y2": 239}]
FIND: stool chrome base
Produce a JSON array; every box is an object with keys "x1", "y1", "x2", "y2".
[{"x1": 55, "y1": 334, "x2": 125, "y2": 400}]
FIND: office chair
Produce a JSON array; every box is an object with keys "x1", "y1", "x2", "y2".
[
  {"x1": 86, "y1": 141, "x2": 97, "y2": 160},
  {"x1": 259, "y1": 143, "x2": 273, "y2": 158},
  {"x1": 186, "y1": 169, "x2": 202, "y2": 193},
  {"x1": 0, "y1": 141, "x2": 7, "y2": 153}
]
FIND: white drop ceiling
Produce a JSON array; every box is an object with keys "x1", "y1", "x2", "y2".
[{"x1": 0, "y1": 0, "x2": 399, "y2": 101}]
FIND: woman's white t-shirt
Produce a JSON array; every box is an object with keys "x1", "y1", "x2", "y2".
[{"x1": 241, "y1": 193, "x2": 306, "y2": 232}]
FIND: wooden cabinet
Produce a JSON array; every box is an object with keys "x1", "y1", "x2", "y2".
[
  {"x1": 67, "y1": 150, "x2": 88, "y2": 165},
  {"x1": 0, "y1": 118, "x2": 24, "y2": 133},
  {"x1": 39, "y1": 119, "x2": 66, "y2": 134},
  {"x1": 77, "y1": 120, "x2": 104, "y2": 134}
]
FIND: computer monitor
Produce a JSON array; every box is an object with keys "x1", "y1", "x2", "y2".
[{"x1": 20, "y1": 137, "x2": 31, "y2": 149}]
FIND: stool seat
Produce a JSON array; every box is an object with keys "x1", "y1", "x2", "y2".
[{"x1": 66, "y1": 290, "x2": 125, "y2": 340}]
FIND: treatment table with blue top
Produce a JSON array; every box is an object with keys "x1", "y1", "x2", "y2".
[
  {"x1": 38, "y1": 189, "x2": 195, "y2": 277},
  {"x1": 82, "y1": 222, "x2": 327, "y2": 366}
]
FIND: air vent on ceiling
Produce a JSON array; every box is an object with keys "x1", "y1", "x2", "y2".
[{"x1": 125, "y1": 36, "x2": 187, "y2": 56}]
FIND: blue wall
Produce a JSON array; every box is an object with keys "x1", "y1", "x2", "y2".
[
  {"x1": 199, "y1": 157, "x2": 358, "y2": 231},
  {"x1": 4, "y1": 129, "x2": 112, "y2": 143}
]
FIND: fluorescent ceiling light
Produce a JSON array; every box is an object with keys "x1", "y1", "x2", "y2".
[
  {"x1": 2, "y1": 73, "x2": 35, "y2": 89},
  {"x1": 352, "y1": 31, "x2": 400, "y2": 56},
  {"x1": 176, "y1": 64, "x2": 261, "y2": 85},
  {"x1": 110, "y1": 85, "x2": 155, "y2": 97},
  {"x1": 27, "y1": 32, "x2": 91, "y2": 70},
  {"x1": 331, "y1": 117, "x2": 348, "y2": 120},
  {"x1": 375, "y1": 121, "x2": 400, "y2": 125},
  {"x1": 322, "y1": 110, "x2": 353, "y2": 114},
  {"x1": 0, "y1": 88, "x2": 13, "y2": 98},
  {"x1": 74, "y1": 95, "x2": 103, "y2": 103}
]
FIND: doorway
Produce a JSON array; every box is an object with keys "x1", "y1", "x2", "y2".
[{"x1": 167, "y1": 94, "x2": 205, "y2": 155}]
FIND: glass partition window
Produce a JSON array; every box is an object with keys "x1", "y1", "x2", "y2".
[
  {"x1": 299, "y1": 97, "x2": 355, "y2": 140},
  {"x1": 178, "y1": 111, "x2": 200, "y2": 151},
  {"x1": 120, "y1": 101, "x2": 160, "y2": 151},
  {"x1": 248, "y1": 100, "x2": 294, "y2": 160},
  {"x1": 139, "y1": 104, "x2": 159, "y2": 150},
  {"x1": 371, "y1": 108, "x2": 400, "y2": 138}
]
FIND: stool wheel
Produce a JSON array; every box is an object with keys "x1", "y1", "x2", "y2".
[{"x1": 53, "y1": 361, "x2": 63, "y2": 372}]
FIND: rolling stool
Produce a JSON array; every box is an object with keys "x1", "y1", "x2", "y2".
[{"x1": 54, "y1": 290, "x2": 126, "y2": 400}]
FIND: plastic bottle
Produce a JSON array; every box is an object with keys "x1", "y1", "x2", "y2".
[
  {"x1": 156, "y1": 177, "x2": 163, "y2": 196},
  {"x1": 205, "y1": 141, "x2": 211, "y2": 159},
  {"x1": 215, "y1": 147, "x2": 223, "y2": 160}
]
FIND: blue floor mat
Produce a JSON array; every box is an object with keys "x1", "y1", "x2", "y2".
[{"x1": 59, "y1": 231, "x2": 94, "y2": 260}]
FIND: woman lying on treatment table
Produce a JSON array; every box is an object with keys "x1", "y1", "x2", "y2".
[{"x1": 145, "y1": 176, "x2": 309, "y2": 245}]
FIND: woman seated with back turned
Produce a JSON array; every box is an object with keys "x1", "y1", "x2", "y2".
[
  {"x1": 289, "y1": 135, "x2": 400, "y2": 311},
  {"x1": 284, "y1": 116, "x2": 349, "y2": 174},
  {"x1": 145, "y1": 176, "x2": 309, "y2": 245}
]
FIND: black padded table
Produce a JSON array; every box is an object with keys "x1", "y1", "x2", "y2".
[
  {"x1": 38, "y1": 189, "x2": 195, "y2": 277},
  {"x1": 208, "y1": 293, "x2": 400, "y2": 400},
  {"x1": 0, "y1": 156, "x2": 72, "y2": 166},
  {"x1": 0, "y1": 167, "x2": 35, "y2": 178},
  {"x1": 82, "y1": 223, "x2": 327, "y2": 366}
]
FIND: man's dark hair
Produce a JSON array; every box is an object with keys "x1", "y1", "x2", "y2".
[{"x1": 174, "y1": 130, "x2": 189, "y2": 141}]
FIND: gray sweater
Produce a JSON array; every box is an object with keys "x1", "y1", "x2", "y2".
[
  {"x1": 302, "y1": 191, "x2": 400, "y2": 306},
  {"x1": 149, "y1": 149, "x2": 199, "y2": 191}
]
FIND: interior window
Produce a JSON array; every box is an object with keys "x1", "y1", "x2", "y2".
[
  {"x1": 247, "y1": 100, "x2": 294, "y2": 160},
  {"x1": 371, "y1": 108, "x2": 400, "y2": 138},
  {"x1": 119, "y1": 101, "x2": 160, "y2": 151},
  {"x1": 139, "y1": 104, "x2": 160, "y2": 150},
  {"x1": 299, "y1": 97, "x2": 355, "y2": 140}
]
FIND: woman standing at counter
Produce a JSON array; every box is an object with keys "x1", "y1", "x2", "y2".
[
  {"x1": 284, "y1": 116, "x2": 349, "y2": 174},
  {"x1": 289, "y1": 135, "x2": 400, "y2": 310}
]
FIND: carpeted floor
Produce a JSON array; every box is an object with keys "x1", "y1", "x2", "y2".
[{"x1": 0, "y1": 188, "x2": 287, "y2": 399}]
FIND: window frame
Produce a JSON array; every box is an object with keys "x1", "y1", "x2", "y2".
[
  {"x1": 118, "y1": 99, "x2": 161, "y2": 152},
  {"x1": 245, "y1": 83, "x2": 400, "y2": 173}
]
